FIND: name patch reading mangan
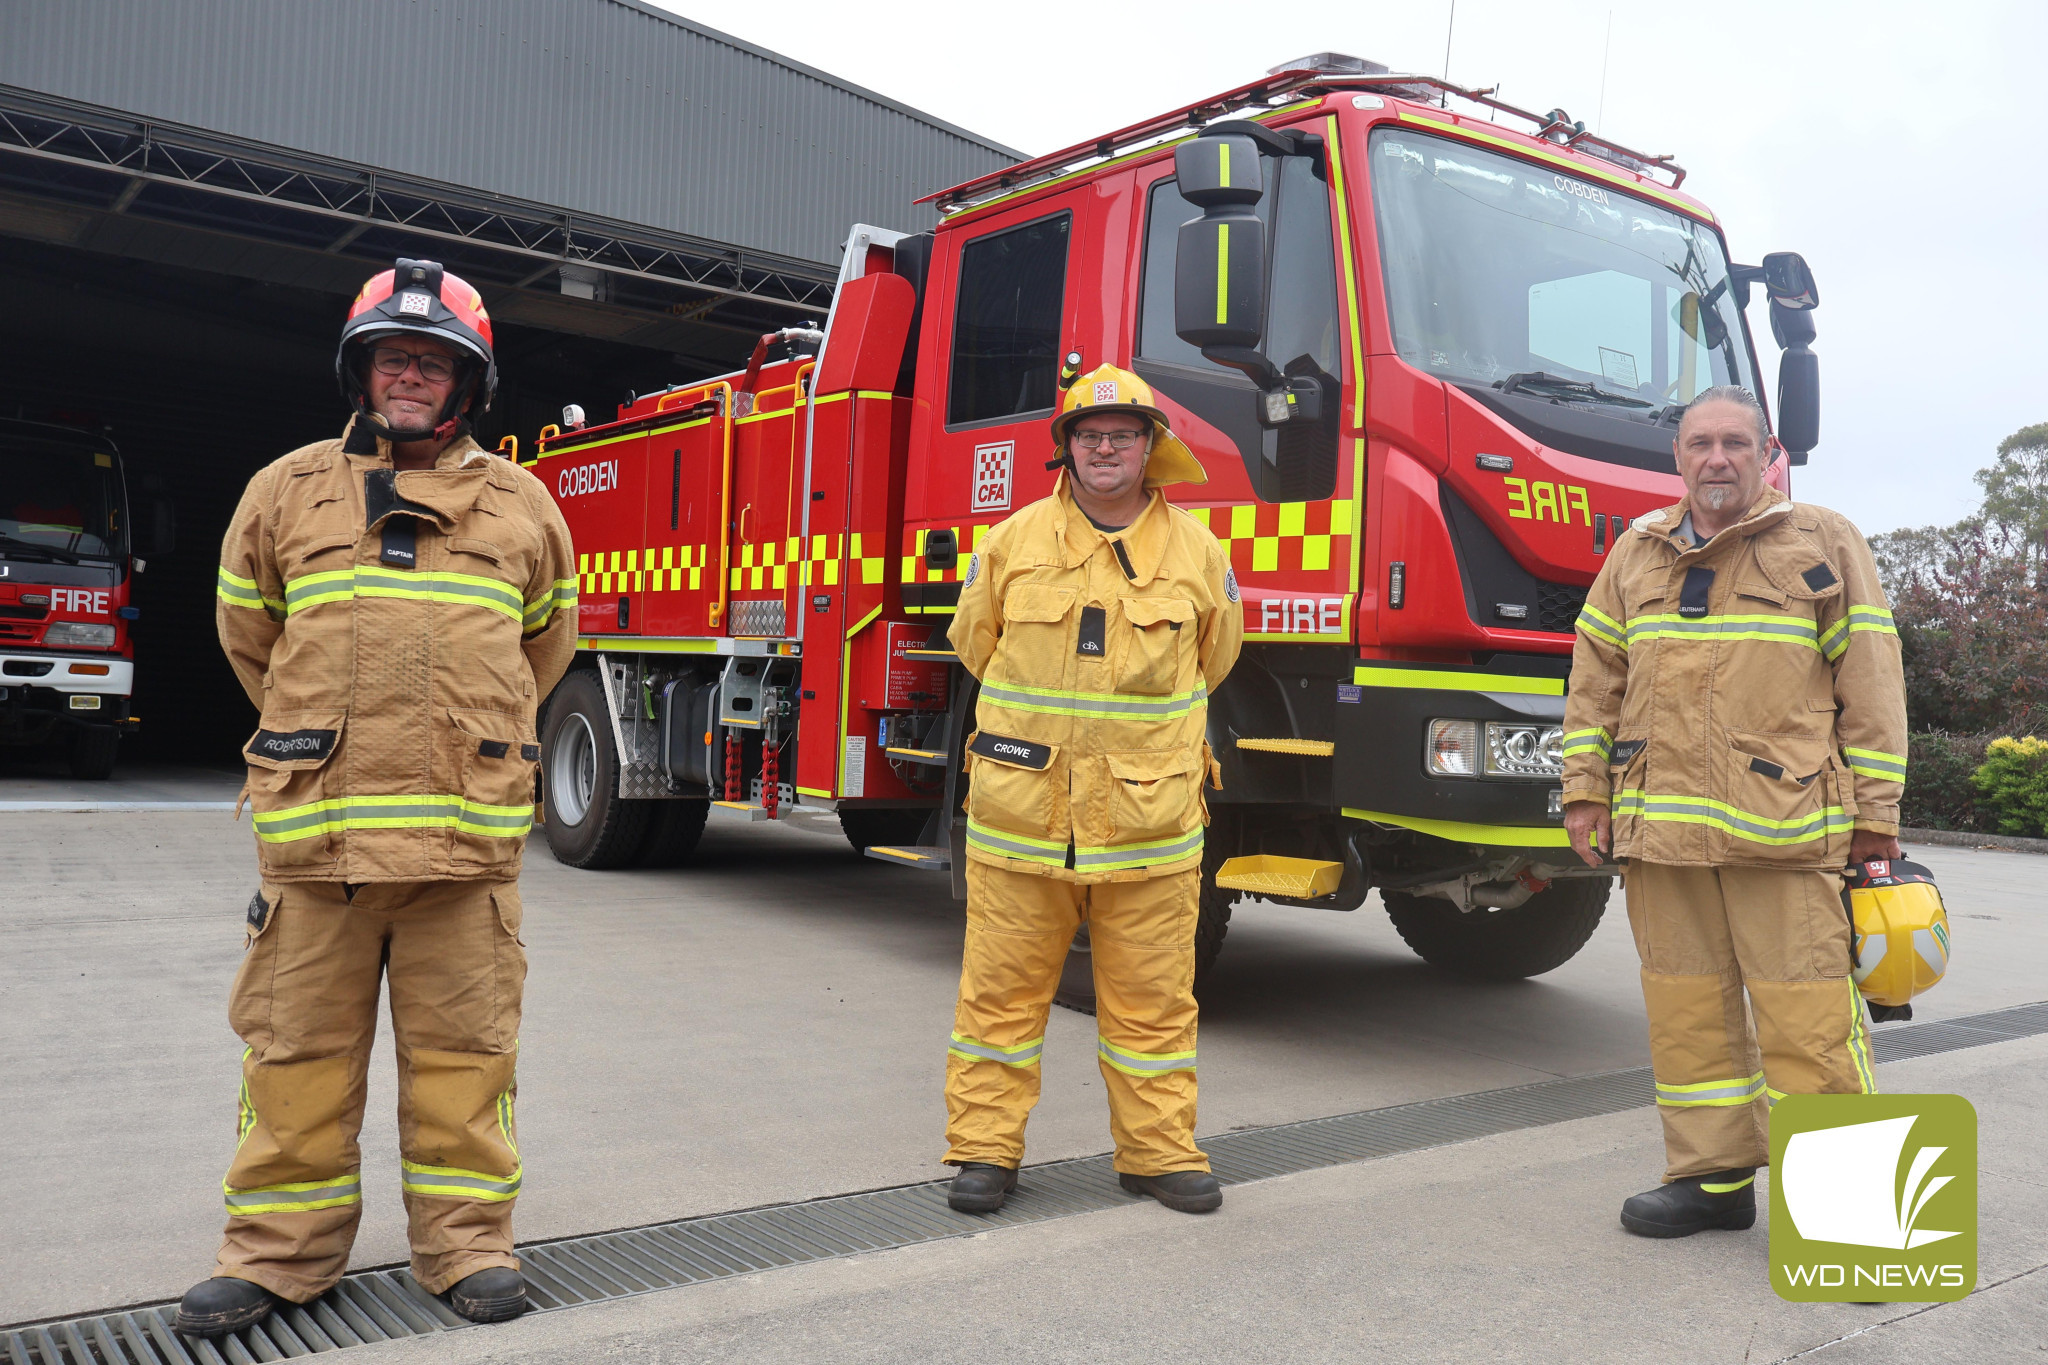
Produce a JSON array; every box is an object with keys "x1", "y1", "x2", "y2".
[
  {"x1": 246, "y1": 727, "x2": 339, "y2": 763},
  {"x1": 969, "y1": 731, "x2": 1052, "y2": 770}
]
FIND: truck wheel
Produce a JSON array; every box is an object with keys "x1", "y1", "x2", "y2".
[
  {"x1": 1383, "y1": 877, "x2": 1611, "y2": 980},
  {"x1": 840, "y1": 807, "x2": 930, "y2": 854},
  {"x1": 68, "y1": 725, "x2": 119, "y2": 780},
  {"x1": 638, "y1": 799, "x2": 709, "y2": 867},
  {"x1": 1054, "y1": 872, "x2": 1235, "y2": 1015},
  {"x1": 540, "y1": 670, "x2": 651, "y2": 869}
]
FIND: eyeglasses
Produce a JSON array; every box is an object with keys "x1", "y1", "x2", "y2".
[
  {"x1": 367, "y1": 345, "x2": 462, "y2": 384},
  {"x1": 1070, "y1": 429, "x2": 1147, "y2": 450}
]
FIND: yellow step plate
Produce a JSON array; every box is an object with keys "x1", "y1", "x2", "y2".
[
  {"x1": 1214, "y1": 854, "x2": 1344, "y2": 899},
  {"x1": 1235, "y1": 738, "x2": 1336, "y2": 756}
]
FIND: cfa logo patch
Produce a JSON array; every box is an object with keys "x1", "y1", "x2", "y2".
[
  {"x1": 397, "y1": 291, "x2": 433, "y2": 316},
  {"x1": 1092, "y1": 380, "x2": 1118, "y2": 404},
  {"x1": 1771, "y1": 1094, "x2": 1976, "y2": 1302}
]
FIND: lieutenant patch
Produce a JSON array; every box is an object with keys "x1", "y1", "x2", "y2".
[
  {"x1": 969, "y1": 730, "x2": 1052, "y2": 770},
  {"x1": 246, "y1": 727, "x2": 338, "y2": 763},
  {"x1": 1224, "y1": 567, "x2": 1240, "y2": 604}
]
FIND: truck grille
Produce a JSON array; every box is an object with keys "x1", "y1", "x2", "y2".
[{"x1": 1537, "y1": 581, "x2": 1588, "y2": 634}]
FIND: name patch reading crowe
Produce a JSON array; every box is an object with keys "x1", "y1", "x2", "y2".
[
  {"x1": 247, "y1": 728, "x2": 339, "y2": 763},
  {"x1": 969, "y1": 731, "x2": 1052, "y2": 771}
]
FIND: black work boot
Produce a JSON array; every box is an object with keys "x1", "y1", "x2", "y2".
[
  {"x1": 173, "y1": 1276, "x2": 282, "y2": 1338},
  {"x1": 1119, "y1": 1170, "x2": 1223, "y2": 1213},
  {"x1": 947, "y1": 1162, "x2": 1019, "y2": 1213},
  {"x1": 447, "y1": 1266, "x2": 529, "y2": 1323},
  {"x1": 1620, "y1": 1169, "x2": 1758, "y2": 1238}
]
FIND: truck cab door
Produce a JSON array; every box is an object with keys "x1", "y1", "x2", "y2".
[{"x1": 903, "y1": 196, "x2": 1087, "y2": 614}]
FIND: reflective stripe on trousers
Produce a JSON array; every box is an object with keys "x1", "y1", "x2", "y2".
[
  {"x1": 977, "y1": 680, "x2": 1207, "y2": 721},
  {"x1": 223, "y1": 1173, "x2": 364, "y2": 1216},
  {"x1": 949, "y1": 1030, "x2": 1045, "y2": 1067},
  {"x1": 1098, "y1": 1036, "x2": 1197, "y2": 1077},
  {"x1": 1655, "y1": 1072, "x2": 1766, "y2": 1108}
]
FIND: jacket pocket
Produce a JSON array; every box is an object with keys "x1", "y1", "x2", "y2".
[
  {"x1": 1104, "y1": 748, "x2": 1202, "y2": 846},
  {"x1": 965, "y1": 731, "x2": 1064, "y2": 846},
  {"x1": 1607, "y1": 736, "x2": 1648, "y2": 853},
  {"x1": 991, "y1": 582, "x2": 1077, "y2": 691},
  {"x1": 448, "y1": 708, "x2": 538, "y2": 866},
  {"x1": 1115, "y1": 597, "x2": 1196, "y2": 696},
  {"x1": 1721, "y1": 728, "x2": 1849, "y2": 862},
  {"x1": 243, "y1": 712, "x2": 346, "y2": 869}
]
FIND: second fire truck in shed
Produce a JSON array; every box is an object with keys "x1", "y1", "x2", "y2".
[{"x1": 528, "y1": 56, "x2": 1826, "y2": 983}]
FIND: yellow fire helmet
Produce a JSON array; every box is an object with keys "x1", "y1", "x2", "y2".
[
  {"x1": 1844, "y1": 858, "x2": 1950, "y2": 1016},
  {"x1": 1049, "y1": 364, "x2": 1207, "y2": 487}
]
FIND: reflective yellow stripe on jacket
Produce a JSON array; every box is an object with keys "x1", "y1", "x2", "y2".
[
  {"x1": 283, "y1": 567, "x2": 527, "y2": 623},
  {"x1": 1613, "y1": 790, "x2": 1853, "y2": 846},
  {"x1": 252, "y1": 794, "x2": 534, "y2": 843},
  {"x1": 524, "y1": 577, "x2": 578, "y2": 633},
  {"x1": 217, "y1": 567, "x2": 286, "y2": 618}
]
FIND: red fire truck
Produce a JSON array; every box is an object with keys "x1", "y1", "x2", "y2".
[
  {"x1": 529, "y1": 55, "x2": 1824, "y2": 983},
  {"x1": 0, "y1": 418, "x2": 173, "y2": 778}
]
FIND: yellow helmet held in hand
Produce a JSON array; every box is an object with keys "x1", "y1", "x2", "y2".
[
  {"x1": 1844, "y1": 858, "x2": 1950, "y2": 1020},
  {"x1": 1049, "y1": 364, "x2": 1207, "y2": 487}
]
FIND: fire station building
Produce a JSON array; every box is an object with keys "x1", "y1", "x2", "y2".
[{"x1": 0, "y1": 0, "x2": 1017, "y2": 761}]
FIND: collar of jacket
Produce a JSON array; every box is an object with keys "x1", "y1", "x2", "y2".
[
  {"x1": 1049, "y1": 470, "x2": 1172, "y2": 583},
  {"x1": 338, "y1": 416, "x2": 495, "y2": 529},
  {"x1": 1635, "y1": 484, "x2": 1793, "y2": 553}
]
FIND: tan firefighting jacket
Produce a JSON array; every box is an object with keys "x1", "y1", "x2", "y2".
[
  {"x1": 1561, "y1": 486, "x2": 1906, "y2": 869},
  {"x1": 949, "y1": 474, "x2": 1242, "y2": 883},
  {"x1": 216, "y1": 418, "x2": 578, "y2": 883}
]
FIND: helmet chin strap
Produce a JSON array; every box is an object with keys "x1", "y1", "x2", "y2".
[{"x1": 351, "y1": 375, "x2": 474, "y2": 447}]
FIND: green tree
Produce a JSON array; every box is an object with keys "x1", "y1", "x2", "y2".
[{"x1": 1975, "y1": 421, "x2": 2048, "y2": 576}]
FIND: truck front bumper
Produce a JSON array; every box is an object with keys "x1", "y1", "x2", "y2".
[
  {"x1": 1333, "y1": 658, "x2": 1570, "y2": 850},
  {"x1": 0, "y1": 651, "x2": 134, "y2": 741}
]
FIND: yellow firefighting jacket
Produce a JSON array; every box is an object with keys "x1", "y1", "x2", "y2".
[
  {"x1": 1561, "y1": 486, "x2": 1906, "y2": 869},
  {"x1": 949, "y1": 474, "x2": 1242, "y2": 883},
  {"x1": 216, "y1": 418, "x2": 578, "y2": 883}
]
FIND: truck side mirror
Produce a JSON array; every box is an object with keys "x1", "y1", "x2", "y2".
[
  {"x1": 1776, "y1": 349, "x2": 1819, "y2": 461},
  {"x1": 1762, "y1": 252, "x2": 1819, "y2": 461},
  {"x1": 1172, "y1": 135, "x2": 1267, "y2": 356},
  {"x1": 1761, "y1": 252, "x2": 1818, "y2": 310}
]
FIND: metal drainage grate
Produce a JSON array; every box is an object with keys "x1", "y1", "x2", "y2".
[{"x1": 10, "y1": 999, "x2": 2046, "y2": 1362}]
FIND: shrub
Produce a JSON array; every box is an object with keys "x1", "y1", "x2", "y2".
[
  {"x1": 1973, "y1": 735, "x2": 2048, "y2": 837},
  {"x1": 1899, "y1": 730, "x2": 1993, "y2": 832}
]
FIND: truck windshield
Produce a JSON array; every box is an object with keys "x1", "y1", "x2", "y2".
[
  {"x1": 1371, "y1": 128, "x2": 1755, "y2": 415},
  {"x1": 0, "y1": 433, "x2": 124, "y2": 561}
]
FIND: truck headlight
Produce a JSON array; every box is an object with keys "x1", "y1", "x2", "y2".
[
  {"x1": 1426, "y1": 719, "x2": 1479, "y2": 776},
  {"x1": 46, "y1": 622, "x2": 117, "y2": 648},
  {"x1": 1485, "y1": 722, "x2": 1565, "y2": 778}
]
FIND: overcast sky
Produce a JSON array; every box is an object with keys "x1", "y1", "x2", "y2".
[{"x1": 655, "y1": 0, "x2": 2042, "y2": 537}]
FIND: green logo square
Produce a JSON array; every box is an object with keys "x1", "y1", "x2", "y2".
[{"x1": 1770, "y1": 1094, "x2": 1977, "y2": 1302}]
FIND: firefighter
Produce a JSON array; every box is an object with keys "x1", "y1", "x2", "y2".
[
  {"x1": 1560, "y1": 385, "x2": 1907, "y2": 1238},
  {"x1": 943, "y1": 364, "x2": 1242, "y2": 1215},
  {"x1": 176, "y1": 259, "x2": 577, "y2": 1336}
]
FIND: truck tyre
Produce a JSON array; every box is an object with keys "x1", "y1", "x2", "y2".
[
  {"x1": 68, "y1": 725, "x2": 119, "y2": 780},
  {"x1": 1054, "y1": 871, "x2": 1235, "y2": 1015},
  {"x1": 1383, "y1": 877, "x2": 1611, "y2": 980},
  {"x1": 840, "y1": 807, "x2": 930, "y2": 855},
  {"x1": 637, "y1": 799, "x2": 709, "y2": 867},
  {"x1": 540, "y1": 670, "x2": 651, "y2": 869}
]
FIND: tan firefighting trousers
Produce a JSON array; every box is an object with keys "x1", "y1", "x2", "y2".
[
  {"x1": 215, "y1": 879, "x2": 525, "y2": 1301},
  {"x1": 945, "y1": 862, "x2": 1205, "y2": 1176},
  {"x1": 1626, "y1": 862, "x2": 1878, "y2": 1180}
]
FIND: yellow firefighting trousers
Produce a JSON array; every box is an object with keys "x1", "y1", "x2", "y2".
[
  {"x1": 1626, "y1": 862, "x2": 1878, "y2": 1180},
  {"x1": 945, "y1": 862, "x2": 1206, "y2": 1176},
  {"x1": 216, "y1": 879, "x2": 525, "y2": 1301}
]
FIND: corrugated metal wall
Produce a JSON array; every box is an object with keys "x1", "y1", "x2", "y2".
[{"x1": 0, "y1": 0, "x2": 1020, "y2": 267}]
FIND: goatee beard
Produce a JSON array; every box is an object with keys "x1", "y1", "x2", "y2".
[{"x1": 1700, "y1": 486, "x2": 1732, "y2": 511}]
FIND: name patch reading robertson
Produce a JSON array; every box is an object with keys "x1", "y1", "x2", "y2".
[
  {"x1": 969, "y1": 730, "x2": 1053, "y2": 771},
  {"x1": 247, "y1": 728, "x2": 339, "y2": 763}
]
